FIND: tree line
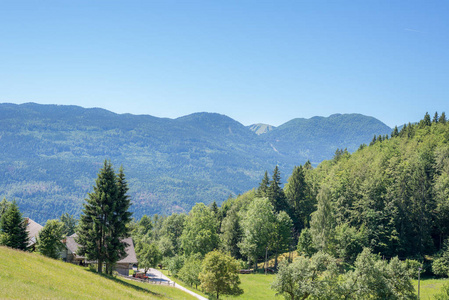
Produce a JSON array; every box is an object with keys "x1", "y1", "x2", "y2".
[
  {"x1": 3, "y1": 112, "x2": 449, "y2": 299},
  {"x1": 128, "y1": 112, "x2": 449, "y2": 299}
]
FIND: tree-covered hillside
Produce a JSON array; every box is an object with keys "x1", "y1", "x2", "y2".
[
  {"x1": 264, "y1": 113, "x2": 392, "y2": 165},
  {"x1": 307, "y1": 112, "x2": 449, "y2": 257},
  {"x1": 0, "y1": 103, "x2": 391, "y2": 223}
]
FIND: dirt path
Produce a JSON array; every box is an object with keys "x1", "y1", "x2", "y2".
[{"x1": 145, "y1": 268, "x2": 208, "y2": 300}]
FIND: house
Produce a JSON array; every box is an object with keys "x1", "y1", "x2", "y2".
[
  {"x1": 25, "y1": 218, "x2": 43, "y2": 250},
  {"x1": 62, "y1": 233, "x2": 138, "y2": 276}
]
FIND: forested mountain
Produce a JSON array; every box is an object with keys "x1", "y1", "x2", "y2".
[
  {"x1": 264, "y1": 113, "x2": 392, "y2": 164},
  {"x1": 0, "y1": 103, "x2": 391, "y2": 223}
]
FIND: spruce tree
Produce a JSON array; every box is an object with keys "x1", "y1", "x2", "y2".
[
  {"x1": 391, "y1": 126, "x2": 399, "y2": 137},
  {"x1": 433, "y1": 112, "x2": 440, "y2": 123},
  {"x1": 0, "y1": 197, "x2": 11, "y2": 220},
  {"x1": 268, "y1": 166, "x2": 288, "y2": 213},
  {"x1": 105, "y1": 166, "x2": 133, "y2": 274},
  {"x1": 285, "y1": 166, "x2": 314, "y2": 233},
  {"x1": 440, "y1": 112, "x2": 447, "y2": 124},
  {"x1": 256, "y1": 171, "x2": 270, "y2": 197},
  {"x1": 421, "y1": 112, "x2": 431, "y2": 127},
  {"x1": 77, "y1": 160, "x2": 132, "y2": 274},
  {"x1": 0, "y1": 200, "x2": 29, "y2": 250},
  {"x1": 399, "y1": 124, "x2": 407, "y2": 137}
]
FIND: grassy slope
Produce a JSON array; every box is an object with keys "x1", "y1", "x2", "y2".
[{"x1": 0, "y1": 246, "x2": 195, "y2": 300}]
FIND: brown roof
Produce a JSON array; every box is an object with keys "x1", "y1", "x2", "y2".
[
  {"x1": 65, "y1": 234, "x2": 137, "y2": 264},
  {"x1": 26, "y1": 218, "x2": 43, "y2": 246}
]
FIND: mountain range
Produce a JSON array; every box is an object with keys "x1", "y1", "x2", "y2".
[{"x1": 0, "y1": 103, "x2": 392, "y2": 223}]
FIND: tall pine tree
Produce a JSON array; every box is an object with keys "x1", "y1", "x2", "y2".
[
  {"x1": 0, "y1": 200, "x2": 29, "y2": 250},
  {"x1": 268, "y1": 166, "x2": 288, "y2": 213},
  {"x1": 105, "y1": 166, "x2": 133, "y2": 274},
  {"x1": 285, "y1": 165, "x2": 315, "y2": 234},
  {"x1": 77, "y1": 161, "x2": 132, "y2": 274},
  {"x1": 256, "y1": 171, "x2": 270, "y2": 198}
]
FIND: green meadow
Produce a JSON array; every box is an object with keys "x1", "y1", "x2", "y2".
[
  {"x1": 164, "y1": 268, "x2": 449, "y2": 300},
  {"x1": 413, "y1": 278, "x2": 449, "y2": 300},
  {"x1": 4, "y1": 244, "x2": 447, "y2": 300},
  {"x1": 0, "y1": 246, "x2": 195, "y2": 300}
]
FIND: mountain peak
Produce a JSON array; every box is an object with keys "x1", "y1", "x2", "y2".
[{"x1": 248, "y1": 123, "x2": 276, "y2": 135}]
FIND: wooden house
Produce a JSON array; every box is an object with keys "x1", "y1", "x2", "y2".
[{"x1": 62, "y1": 234, "x2": 138, "y2": 275}]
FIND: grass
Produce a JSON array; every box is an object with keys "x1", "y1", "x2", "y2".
[
  {"x1": 160, "y1": 269, "x2": 209, "y2": 298},
  {"x1": 0, "y1": 246, "x2": 196, "y2": 299},
  {"x1": 413, "y1": 278, "x2": 449, "y2": 300},
  {"x1": 162, "y1": 268, "x2": 449, "y2": 300},
  {"x1": 221, "y1": 273, "x2": 277, "y2": 300},
  {"x1": 162, "y1": 269, "x2": 277, "y2": 300}
]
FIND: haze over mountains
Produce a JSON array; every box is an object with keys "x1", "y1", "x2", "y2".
[{"x1": 0, "y1": 103, "x2": 392, "y2": 223}]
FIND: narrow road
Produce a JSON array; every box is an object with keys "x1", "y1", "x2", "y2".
[{"x1": 145, "y1": 268, "x2": 208, "y2": 300}]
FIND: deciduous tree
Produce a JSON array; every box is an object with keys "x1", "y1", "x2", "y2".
[
  {"x1": 199, "y1": 250, "x2": 243, "y2": 299},
  {"x1": 37, "y1": 219, "x2": 65, "y2": 259},
  {"x1": 180, "y1": 203, "x2": 219, "y2": 256}
]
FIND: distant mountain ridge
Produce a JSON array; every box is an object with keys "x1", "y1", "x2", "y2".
[{"x1": 0, "y1": 103, "x2": 392, "y2": 223}]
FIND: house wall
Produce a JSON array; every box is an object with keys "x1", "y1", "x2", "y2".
[{"x1": 115, "y1": 263, "x2": 131, "y2": 276}]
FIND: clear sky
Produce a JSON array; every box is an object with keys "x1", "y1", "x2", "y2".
[{"x1": 1, "y1": 1, "x2": 448, "y2": 128}]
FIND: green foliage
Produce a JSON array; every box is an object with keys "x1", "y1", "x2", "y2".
[
  {"x1": 178, "y1": 254, "x2": 202, "y2": 288},
  {"x1": 256, "y1": 171, "x2": 270, "y2": 198},
  {"x1": 333, "y1": 223, "x2": 367, "y2": 263},
  {"x1": 0, "y1": 200, "x2": 29, "y2": 250},
  {"x1": 180, "y1": 203, "x2": 219, "y2": 256},
  {"x1": 60, "y1": 213, "x2": 78, "y2": 236},
  {"x1": 199, "y1": 250, "x2": 243, "y2": 299},
  {"x1": 309, "y1": 185, "x2": 335, "y2": 252},
  {"x1": 343, "y1": 248, "x2": 416, "y2": 299},
  {"x1": 297, "y1": 228, "x2": 316, "y2": 257},
  {"x1": 160, "y1": 213, "x2": 186, "y2": 256},
  {"x1": 271, "y1": 251, "x2": 340, "y2": 300},
  {"x1": 272, "y1": 211, "x2": 293, "y2": 269},
  {"x1": 284, "y1": 165, "x2": 315, "y2": 234},
  {"x1": 267, "y1": 166, "x2": 288, "y2": 213},
  {"x1": 220, "y1": 207, "x2": 242, "y2": 258},
  {"x1": 0, "y1": 197, "x2": 11, "y2": 220},
  {"x1": 137, "y1": 242, "x2": 162, "y2": 273},
  {"x1": 272, "y1": 249, "x2": 416, "y2": 300},
  {"x1": 434, "y1": 282, "x2": 449, "y2": 300},
  {"x1": 403, "y1": 259, "x2": 423, "y2": 279},
  {"x1": 76, "y1": 160, "x2": 132, "y2": 273},
  {"x1": 167, "y1": 255, "x2": 184, "y2": 276},
  {"x1": 239, "y1": 197, "x2": 276, "y2": 269},
  {"x1": 433, "y1": 240, "x2": 449, "y2": 277},
  {"x1": 36, "y1": 219, "x2": 65, "y2": 259}
]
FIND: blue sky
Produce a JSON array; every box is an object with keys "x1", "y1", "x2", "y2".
[{"x1": 1, "y1": 1, "x2": 448, "y2": 128}]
